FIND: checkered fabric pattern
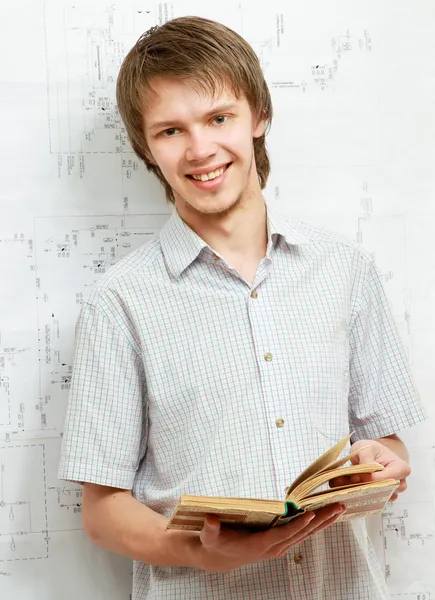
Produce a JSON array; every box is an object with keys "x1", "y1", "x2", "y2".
[{"x1": 58, "y1": 205, "x2": 426, "y2": 599}]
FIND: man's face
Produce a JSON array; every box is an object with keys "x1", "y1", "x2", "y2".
[{"x1": 143, "y1": 77, "x2": 266, "y2": 218}]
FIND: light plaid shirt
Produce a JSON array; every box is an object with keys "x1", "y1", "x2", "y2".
[{"x1": 58, "y1": 205, "x2": 426, "y2": 599}]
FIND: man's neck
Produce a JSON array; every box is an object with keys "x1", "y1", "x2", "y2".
[{"x1": 177, "y1": 194, "x2": 268, "y2": 283}]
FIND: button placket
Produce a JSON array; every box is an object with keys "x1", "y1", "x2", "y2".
[{"x1": 247, "y1": 280, "x2": 289, "y2": 493}]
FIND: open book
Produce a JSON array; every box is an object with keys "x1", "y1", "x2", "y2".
[{"x1": 166, "y1": 434, "x2": 399, "y2": 532}]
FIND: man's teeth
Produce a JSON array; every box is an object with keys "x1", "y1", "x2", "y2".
[{"x1": 191, "y1": 166, "x2": 226, "y2": 181}]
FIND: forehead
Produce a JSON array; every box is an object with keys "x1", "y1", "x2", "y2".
[{"x1": 143, "y1": 77, "x2": 248, "y2": 129}]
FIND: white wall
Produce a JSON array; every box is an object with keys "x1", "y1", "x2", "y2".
[{"x1": 0, "y1": 0, "x2": 434, "y2": 597}]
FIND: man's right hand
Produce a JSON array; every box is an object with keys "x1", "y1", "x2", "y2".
[
  {"x1": 80, "y1": 483, "x2": 345, "y2": 572},
  {"x1": 197, "y1": 503, "x2": 346, "y2": 573}
]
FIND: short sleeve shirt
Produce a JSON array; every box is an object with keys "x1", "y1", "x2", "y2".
[{"x1": 58, "y1": 205, "x2": 427, "y2": 600}]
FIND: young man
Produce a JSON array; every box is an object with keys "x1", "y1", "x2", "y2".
[{"x1": 58, "y1": 16, "x2": 426, "y2": 599}]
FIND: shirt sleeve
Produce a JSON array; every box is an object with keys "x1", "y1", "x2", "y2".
[
  {"x1": 348, "y1": 252, "x2": 427, "y2": 441},
  {"x1": 57, "y1": 301, "x2": 147, "y2": 489}
]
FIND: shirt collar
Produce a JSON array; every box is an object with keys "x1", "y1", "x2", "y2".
[
  {"x1": 267, "y1": 206, "x2": 310, "y2": 247},
  {"x1": 160, "y1": 204, "x2": 310, "y2": 279}
]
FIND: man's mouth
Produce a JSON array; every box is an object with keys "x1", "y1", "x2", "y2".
[{"x1": 186, "y1": 163, "x2": 231, "y2": 182}]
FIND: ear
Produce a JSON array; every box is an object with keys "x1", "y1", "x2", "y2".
[{"x1": 253, "y1": 112, "x2": 267, "y2": 139}]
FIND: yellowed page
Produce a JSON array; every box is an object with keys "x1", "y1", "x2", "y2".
[
  {"x1": 180, "y1": 495, "x2": 284, "y2": 513},
  {"x1": 289, "y1": 443, "x2": 372, "y2": 497},
  {"x1": 316, "y1": 444, "x2": 371, "y2": 475},
  {"x1": 286, "y1": 433, "x2": 353, "y2": 495},
  {"x1": 291, "y1": 462, "x2": 384, "y2": 502},
  {"x1": 301, "y1": 478, "x2": 399, "y2": 502},
  {"x1": 166, "y1": 502, "x2": 285, "y2": 532},
  {"x1": 298, "y1": 480, "x2": 399, "y2": 523}
]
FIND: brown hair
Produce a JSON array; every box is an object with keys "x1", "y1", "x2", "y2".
[{"x1": 116, "y1": 16, "x2": 273, "y2": 204}]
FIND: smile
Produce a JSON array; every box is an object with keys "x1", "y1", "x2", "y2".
[{"x1": 186, "y1": 163, "x2": 231, "y2": 182}]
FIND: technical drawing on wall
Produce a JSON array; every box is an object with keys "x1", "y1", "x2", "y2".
[{"x1": 0, "y1": 0, "x2": 434, "y2": 597}]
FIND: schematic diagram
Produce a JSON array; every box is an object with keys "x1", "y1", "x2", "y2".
[
  {"x1": 44, "y1": 2, "x2": 157, "y2": 156},
  {"x1": 0, "y1": 0, "x2": 433, "y2": 597},
  {"x1": 33, "y1": 213, "x2": 169, "y2": 432},
  {"x1": 0, "y1": 444, "x2": 48, "y2": 562},
  {"x1": 369, "y1": 444, "x2": 435, "y2": 597},
  {"x1": 0, "y1": 213, "x2": 169, "y2": 444},
  {"x1": 0, "y1": 232, "x2": 40, "y2": 441},
  {"x1": 239, "y1": 1, "x2": 377, "y2": 92}
]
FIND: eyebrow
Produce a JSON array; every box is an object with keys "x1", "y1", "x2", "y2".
[{"x1": 147, "y1": 102, "x2": 238, "y2": 132}]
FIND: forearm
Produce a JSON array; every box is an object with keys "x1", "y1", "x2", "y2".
[
  {"x1": 376, "y1": 434, "x2": 409, "y2": 462},
  {"x1": 82, "y1": 484, "x2": 203, "y2": 568}
]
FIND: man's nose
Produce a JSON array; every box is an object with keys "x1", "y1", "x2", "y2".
[{"x1": 185, "y1": 128, "x2": 217, "y2": 163}]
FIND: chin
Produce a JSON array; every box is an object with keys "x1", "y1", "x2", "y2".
[
  {"x1": 196, "y1": 197, "x2": 241, "y2": 217},
  {"x1": 173, "y1": 176, "x2": 248, "y2": 215}
]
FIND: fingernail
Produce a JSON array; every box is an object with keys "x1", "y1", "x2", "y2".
[{"x1": 205, "y1": 518, "x2": 216, "y2": 529}]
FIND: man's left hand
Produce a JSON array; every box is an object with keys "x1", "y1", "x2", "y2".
[{"x1": 329, "y1": 438, "x2": 411, "y2": 502}]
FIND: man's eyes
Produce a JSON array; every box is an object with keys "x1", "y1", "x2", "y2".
[
  {"x1": 159, "y1": 115, "x2": 229, "y2": 137},
  {"x1": 212, "y1": 115, "x2": 228, "y2": 125},
  {"x1": 161, "y1": 128, "x2": 179, "y2": 137}
]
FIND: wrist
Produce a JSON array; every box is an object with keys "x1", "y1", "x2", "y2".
[
  {"x1": 377, "y1": 435, "x2": 409, "y2": 463},
  {"x1": 159, "y1": 528, "x2": 206, "y2": 569}
]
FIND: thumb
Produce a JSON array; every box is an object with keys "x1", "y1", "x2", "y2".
[
  {"x1": 200, "y1": 515, "x2": 221, "y2": 547},
  {"x1": 351, "y1": 444, "x2": 377, "y2": 466}
]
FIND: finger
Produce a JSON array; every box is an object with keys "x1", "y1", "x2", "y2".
[
  {"x1": 350, "y1": 473, "x2": 373, "y2": 484},
  {"x1": 274, "y1": 542, "x2": 298, "y2": 558},
  {"x1": 389, "y1": 493, "x2": 398, "y2": 502},
  {"x1": 272, "y1": 510, "x2": 344, "y2": 557},
  {"x1": 266, "y1": 503, "x2": 344, "y2": 549},
  {"x1": 351, "y1": 446, "x2": 377, "y2": 465},
  {"x1": 299, "y1": 510, "x2": 344, "y2": 538},
  {"x1": 330, "y1": 473, "x2": 373, "y2": 488},
  {"x1": 329, "y1": 475, "x2": 352, "y2": 488},
  {"x1": 199, "y1": 515, "x2": 221, "y2": 547},
  {"x1": 261, "y1": 512, "x2": 316, "y2": 547},
  {"x1": 370, "y1": 460, "x2": 411, "y2": 482},
  {"x1": 276, "y1": 515, "x2": 342, "y2": 556},
  {"x1": 269, "y1": 506, "x2": 344, "y2": 555},
  {"x1": 290, "y1": 507, "x2": 346, "y2": 545},
  {"x1": 397, "y1": 479, "x2": 407, "y2": 493}
]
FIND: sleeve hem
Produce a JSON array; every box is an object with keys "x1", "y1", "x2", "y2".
[
  {"x1": 57, "y1": 460, "x2": 136, "y2": 490},
  {"x1": 351, "y1": 411, "x2": 428, "y2": 442}
]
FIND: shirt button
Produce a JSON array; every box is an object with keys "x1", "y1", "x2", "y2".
[
  {"x1": 275, "y1": 418, "x2": 285, "y2": 428},
  {"x1": 250, "y1": 290, "x2": 258, "y2": 298},
  {"x1": 211, "y1": 253, "x2": 219, "y2": 261},
  {"x1": 264, "y1": 352, "x2": 273, "y2": 362},
  {"x1": 294, "y1": 553, "x2": 304, "y2": 564}
]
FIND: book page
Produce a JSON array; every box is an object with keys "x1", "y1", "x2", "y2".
[
  {"x1": 167, "y1": 506, "x2": 282, "y2": 531},
  {"x1": 316, "y1": 444, "x2": 371, "y2": 475},
  {"x1": 285, "y1": 433, "x2": 352, "y2": 495},
  {"x1": 299, "y1": 481, "x2": 400, "y2": 521},
  {"x1": 290, "y1": 463, "x2": 384, "y2": 502},
  {"x1": 288, "y1": 444, "x2": 373, "y2": 498}
]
